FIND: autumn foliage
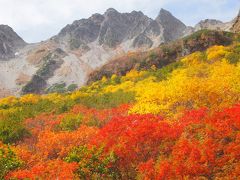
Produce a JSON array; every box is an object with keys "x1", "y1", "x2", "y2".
[{"x1": 1, "y1": 36, "x2": 240, "y2": 179}]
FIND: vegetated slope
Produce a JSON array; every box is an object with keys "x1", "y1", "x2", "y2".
[
  {"x1": 87, "y1": 30, "x2": 233, "y2": 83},
  {"x1": 1, "y1": 32, "x2": 240, "y2": 179}
]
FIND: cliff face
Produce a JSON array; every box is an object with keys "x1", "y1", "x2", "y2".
[
  {"x1": 231, "y1": 11, "x2": 240, "y2": 33},
  {"x1": 0, "y1": 25, "x2": 26, "y2": 60},
  {"x1": 156, "y1": 8, "x2": 187, "y2": 42}
]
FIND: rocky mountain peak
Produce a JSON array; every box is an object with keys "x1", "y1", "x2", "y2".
[
  {"x1": 57, "y1": 8, "x2": 154, "y2": 49},
  {"x1": 158, "y1": 8, "x2": 172, "y2": 18},
  {"x1": 194, "y1": 19, "x2": 224, "y2": 31},
  {"x1": 155, "y1": 8, "x2": 186, "y2": 42},
  {"x1": 231, "y1": 12, "x2": 240, "y2": 33},
  {"x1": 0, "y1": 25, "x2": 12, "y2": 31},
  {"x1": 104, "y1": 8, "x2": 120, "y2": 17},
  {"x1": 156, "y1": 8, "x2": 183, "y2": 24},
  {"x1": 130, "y1": 10, "x2": 144, "y2": 16},
  {"x1": 99, "y1": 9, "x2": 152, "y2": 47},
  {"x1": 0, "y1": 25, "x2": 26, "y2": 60},
  {"x1": 90, "y1": 13, "x2": 105, "y2": 22},
  {"x1": 105, "y1": 8, "x2": 118, "y2": 13},
  {"x1": 56, "y1": 8, "x2": 190, "y2": 49},
  {"x1": 199, "y1": 19, "x2": 223, "y2": 25}
]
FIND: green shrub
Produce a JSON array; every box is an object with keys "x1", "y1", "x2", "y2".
[
  {"x1": 226, "y1": 52, "x2": 240, "y2": 64},
  {"x1": 59, "y1": 114, "x2": 83, "y2": 131},
  {"x1": 0, "y1": 119, "x2": 29, "y2": 144},
  {"x1": 151, "y1": 61, "x2": 183, "y2": 81},
  {"x1": 46, "y1": 83, "x2": 66, "y2": 93},
  {"x1": 183, "y1": 29, "x2": 211, "y2": 41},
  {"x1": 77, "y1": 90, "x2": 135, "y2": 109},
  {"x1": 65, "y1": 146, "x2": 120, "y2": 179},
  {"x1": 149, "y1": 52, "x2": 158, "y2": 60},
  {"x1": 0, "y1": 98, "x2": 76, "y2": 143},
  {"x1": 0, "y1": 145, "x2": 22, "y2": 179},
  {"x1": 67, "y1": 84, "x2": 78, "y2": 92},
  {"x1": 0, "y1": 107, "x2": 30, "y2": 144}
]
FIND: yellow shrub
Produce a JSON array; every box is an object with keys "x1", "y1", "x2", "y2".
[
  {"x1": 181, "y1": 51, "x2": 205, "y2": 65},
  {"x1": 121, "y1": 69, "x2": 146, "y2": 81},
  {"x1": 101, "y1": 76, "x2": 107, "y2": 83},
  {"x1": 20, "y1": 94, "x2": 40, "y2": 104},
  {"x1": 206, "y1": 45, "x2": 230, "y2": 62},
  {"x1": 0, "y1": 96, "x2": 18, "y2": 107},
  {"x1": 130, "y1": 60, "x2": 240, "y2": 117},
  {"x1": 103, "y1": 81, "x2": 135, "y2": 93}
]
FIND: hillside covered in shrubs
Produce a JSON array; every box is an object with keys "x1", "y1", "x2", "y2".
[{"x1": 1, "y1": 31, "x2": 240, "y2": 179}]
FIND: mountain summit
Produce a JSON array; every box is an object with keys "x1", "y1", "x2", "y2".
[
  {"x1": 0, "y1": 25, "x2": 26, "y2": 59},
  {"x1": 56, "y1": 8, "x2": 189, "y2": 50},
  {"x1": 156, "y1": 8, "x2": 187, "y2": 41}
]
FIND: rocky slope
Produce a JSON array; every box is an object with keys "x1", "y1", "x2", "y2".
[{"x1": 0, "y1": 8, "x2": 239, "y2": 97}]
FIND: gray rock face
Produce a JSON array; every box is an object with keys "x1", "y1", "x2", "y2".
[
  {"x1": 99, "y1": 9, "x2": 152, "y2": 47},
  {"x1": 231, "y1": 16, "x2": 240, "y2": 33},
  {"x1": 156, "y1": 8, "x2": 187, "y2": 42},
  {"x1": 132, "y1": 33, "x2": 153, "y2": 48},
  {"x1": 58, "y1": 13, "x2": 104, "y2": 51},
  {"x1": 56, "y1": 8, "x2": 188, "y2": 49},
  {"x1": 144, "y1": 20, "x2": 162, "y2": 37},
  {"x1": 238, "y1": 9, "x2": 240, "y2": 17},
  {"x1": 59, "y1": 14, "x2": 104, "y2": 43},
  {"x1": 195, "y1": 19, "x2": 224, "y2": 31},
  {"x1": 231, "y1": 10, "x2": 240, "y2": 33},
  {"x1": 0, "y1": 25, "x2": 26, "y2": 60}
]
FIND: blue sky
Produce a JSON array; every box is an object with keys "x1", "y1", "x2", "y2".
[{"x1": 0, "y1": 0, "x2": 239, "y2": 43}]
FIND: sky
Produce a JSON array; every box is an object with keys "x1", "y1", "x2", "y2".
[{"x1": 0, "y1": 0, "x2": 239, "y2": 43}]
